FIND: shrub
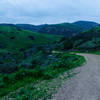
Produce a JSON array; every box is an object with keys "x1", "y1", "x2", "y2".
[
  {"x1": 63, "y1": 39, "x2": 74, "y2": 50},
  {"x1": 14, "y1": 69, "x2": 27, "y2": 81},
  {"x1": 43, "y1": 71, "x2": 54, "y2": 79},
  {"x1": 3, "y1": 75, "x2": 11, "y2": 84},
  {"x1": 0, "y1": 82, "x2": 4, "y2": 88}
]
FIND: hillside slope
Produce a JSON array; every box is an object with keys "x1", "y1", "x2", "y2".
[
  {"x1": 61, "y1": 26, "x2": 100, "y2": 51},
  {"x1": 0, "y1": 25, "x2": 62, "y2": 51},
  {"x1": 1, "y1": 21, "x2": 99, "y2": 38},
  {"x1": 73, "y1": 26, "x2": 100, "y2": 51},
  {"x1": 0, "y1": 25, "x2": 62, "y2": 73},
  {"x1": 73, "y1": 21, "x2": 99, "y2": 31},
  {"x1": 38, "y1": 23, "x2": 81, "y2": 37},
  {"x1": 16, "y1": 24, "x2": 47, "y2": 32}
]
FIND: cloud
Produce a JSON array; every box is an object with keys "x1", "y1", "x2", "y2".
[{"x1": 0, "y1": 0, "x2": 100, "y2": 24}]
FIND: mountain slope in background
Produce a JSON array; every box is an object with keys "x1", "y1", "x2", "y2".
[
  {"x1": 16, "y1": 24, "x2": 47, "y2": 32},
  {"x1": 0, "y1": 21, "x2": 99, "y2": 38},
  {"x1": 38, "y1": 23, "x2": 81, "y2": 37},
  {"x1": 15, "y1": 21, "x2": 99, "y2": 37},
  {"x1": 73, "y1": 21, "x2": 99, "y2": 31}
]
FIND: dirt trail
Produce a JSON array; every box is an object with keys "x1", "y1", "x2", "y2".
[{"x1": 53, "y1": 54, "x2": 100, "y2": 100}]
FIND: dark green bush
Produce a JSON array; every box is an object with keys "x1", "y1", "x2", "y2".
[
  {"x1": 0, "y1": 82, "x2": 4, "y2": 88},
  {"x1": 3, "y1": 75, "x2": 11, "y2": 84},
  {"x1": 43, "y1": 71, "x2": 54, "y2": 79},
  {"x1": 14, "y1": 69, "x2": 27, "y2": 81}
]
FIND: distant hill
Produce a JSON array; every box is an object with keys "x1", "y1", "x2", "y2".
[
  {"x1": 38, "y1": 23, "x2": 81, "y2": 37},
  {"x1": 15, "y1": 23, "x2": 81, "y2": 37},
  {"x1": 61, "y1": 26, "x2": 100, "y2": 51},
  {"x1": 73, "y1": 21, "x2": 99, "y2": 31},
  {"x1": 0, "y1": 21, "x2": 99, "y2": 38},
  {"x1": 0, "y1": 23, "x2": 17, "y2": 28},
  {"x1": 16, "y1": 24, "x2": 47, "y2": 32},
  {"x1": 15, "y1": 21, "x2": 99, "y2": 37}
]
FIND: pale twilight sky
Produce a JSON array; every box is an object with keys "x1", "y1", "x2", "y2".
[{"x1": 0, "y1": 0, "x2": 100, "y2": 25}]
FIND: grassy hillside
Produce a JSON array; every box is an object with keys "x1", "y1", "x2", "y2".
[
  {"x1": 15, "y1": 21, "x2": 99, "y2": 38},
  {"x1": 15, "y1": 23, "x2": 81, "y2": 37},
  {"x1": 73, "y1": 21, "x2": 99, "y2": 31},
  {"x1": 38, "y1": 23, "x2": 81, "y2": 37},
  {"x1": 0, "y1": 25, "x2": 63, "y2": 73},
  {"x1": 1, "y1": 21, "x2": 98, "y2": 38},
  {"x1": 16, "y1": 24, "x2": 47, "y2": 32},
  {"x1": 61, "y1": 26, "x2": 100, "y2": 51},
  {"x1": 0, "y1": 25, "x2": 62, "y2": 51}
]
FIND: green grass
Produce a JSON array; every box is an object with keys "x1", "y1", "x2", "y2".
[
  {"x1": 0, "y1": 53, "x2": 85, "y2": 99},
  {"x1": 71, "y1": 51, "x2": 100, "y2": 55},
  {"x1": 0, "y1": 25, "x2": 62, "y2": 52},
  {"x1": 88, "y1": 51, "x2": 100, "y2": 55}
]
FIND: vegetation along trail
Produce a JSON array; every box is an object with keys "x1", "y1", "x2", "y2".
[{"x1": 53, "y1": 54, "x2": 100, "y2": 100}]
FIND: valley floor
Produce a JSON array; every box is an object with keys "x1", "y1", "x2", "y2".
[{"x1": 53, "y1": 54, "x2": 100, "y2": 100}]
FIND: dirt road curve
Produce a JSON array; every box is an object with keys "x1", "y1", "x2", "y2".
[{"x1": 53, "y1": 54, "x2": 100, "y2": 100}]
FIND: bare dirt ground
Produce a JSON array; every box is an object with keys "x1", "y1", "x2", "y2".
[{"x1": 53, "y1": 54, "x2": 100, "y2": 100}]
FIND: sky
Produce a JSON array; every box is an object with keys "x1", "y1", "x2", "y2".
[{"x1": 0, "y1": 0, "x2": 100, "y2": 25}]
